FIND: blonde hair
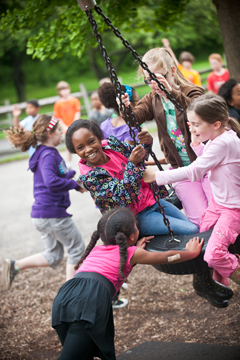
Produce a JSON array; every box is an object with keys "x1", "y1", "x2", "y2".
[
  {"x1": 138, "y1": 47, "x2": 191, "y2": 86},
  {"x1": 188, "y1": 94, "x2": 240, "y2": 138},
  {"x1": 56, "y1": 81, "x2": 70, "y2": 94},
  {"x1": 4, "y1": 114, "x2": 59, "y2": 152},
  {"x1": 208, "y1": 53, "x2": 223, "y2": 63}
]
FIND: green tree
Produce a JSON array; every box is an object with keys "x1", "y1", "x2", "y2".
[{"x1": 1, "y1": 0, "x2": 239, "y2": 101}]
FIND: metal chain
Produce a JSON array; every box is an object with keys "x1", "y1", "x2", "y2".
[
  {"x1": 94, "y1": 5, "x2": 189, "y2": 124},
  {"x1": 85, "y1": 8, "x2": 175, "y2": 240}
]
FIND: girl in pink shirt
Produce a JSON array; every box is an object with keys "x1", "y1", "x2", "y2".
[
  {"x1": 143, "y1": 94, "x2": 240, "y2": 287},
  {"x1": 52, "y1": 207, "x2": 203, "y2": 360}
]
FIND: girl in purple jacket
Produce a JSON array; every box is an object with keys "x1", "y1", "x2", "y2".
[{"x1": 3, "y1": 115, "x2": 85, "y2": 290}]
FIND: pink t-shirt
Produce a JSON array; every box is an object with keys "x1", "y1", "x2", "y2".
[
  {"x1": 76, "y1": 245, "x2": 138, "y2": 295},
  {"x1": 80, "y1": 147, "x2": 155, "y2": 214}
]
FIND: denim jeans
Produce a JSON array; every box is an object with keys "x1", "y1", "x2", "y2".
[{"x1": 136, "y1": 201, "x2": 199, "y2": 237}]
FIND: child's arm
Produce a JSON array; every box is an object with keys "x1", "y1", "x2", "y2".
[
  {"x1": 12, "y1": 105, "x2": 21, "y2": 128},
  {"x1": 143, "y1": 137, "x2": 226, "y2": 186},
  {"x1": 41, "y1": 155, "x2": 80, "y2": 192},
  {"x1": 120, "y1": 92, "x2": 155, "y2": 127},
  {"x1": 161, "y1": 38, "x2": 179, "y2": 65},
  {"x1": 130, "y1": 237, "x2": 204, "y2": 267},
  {"x1": 145, "y1": 158, "x2": 167, "y2": 166}
]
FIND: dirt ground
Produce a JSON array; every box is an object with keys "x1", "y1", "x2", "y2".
[{"x1": 0, "y1": 261, "x2": 239, "y2": 360}]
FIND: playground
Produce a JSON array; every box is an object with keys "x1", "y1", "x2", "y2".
[
  {"x1": 0, "y1": 146, "x2": 239, "y2": 359},
  {"x1": 1, "y1": 1, "x2": 240, "y2": 359}
]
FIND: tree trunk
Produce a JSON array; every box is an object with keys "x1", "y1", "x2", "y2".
[
  {"x1": 88, "y1": 46, "x2": 108, "y2": 80},
  {"x1": 213, "y1": 0, "x2": 240, "y2": 81},
  {"x1": 9, "y1": 49, "x2": 26, "y2": 102}
]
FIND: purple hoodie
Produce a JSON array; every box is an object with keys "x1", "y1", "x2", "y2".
[{"x1": 29, "y1": 145, "x2": 80, "y2": 218}]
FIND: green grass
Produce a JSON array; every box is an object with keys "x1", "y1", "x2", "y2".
[
  {"x1": 0, "y1": 58, "x2": 211, "y2": 105},
  {"x1": 0, "y1": 57, "x2": 212, "y2": 130}
]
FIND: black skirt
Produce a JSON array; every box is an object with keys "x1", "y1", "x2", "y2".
[{"x1": 52, "y1": 273, "x2": 116, "y2": 360}]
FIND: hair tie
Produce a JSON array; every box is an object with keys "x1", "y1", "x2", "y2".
[
  {"x1": 31, "y1": 130, "x2": 35, "y2": 134},
  {"x1": 227, "y1": 117, "x2": 230, "y2": 122},
  {"x1": 47, "y1": 116, "x2": 58, "y2": 131},
  {"x1": 123, "y1": 84, "x2": 133, "y2": 102}
]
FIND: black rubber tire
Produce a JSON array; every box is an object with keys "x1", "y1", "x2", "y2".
[{"x1": 145, "y1": 230, "x2": 240, "y2": 275}]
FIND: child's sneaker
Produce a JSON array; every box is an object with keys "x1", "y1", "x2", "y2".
[
  {"x1": 112, "y1": 298, "x2": 128, "y2": 309},
  {"x1": 2, "y1": 259, "x2": 19, "y2": 290},
  {"x1": 121, "y1": 282, "x2": 128, "y2": 290}
]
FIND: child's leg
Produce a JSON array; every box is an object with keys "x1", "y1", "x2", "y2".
[
  {"x1": 50, "y1": 218, "x2": 85, "y2": 281},
  {"x1": 16, "y1": 253, "x2": 49, "y2": 270},
  {"x1": 204, "y1": 205, "x2": 240, "y2": 279},
  {"x1": 55, "y1": 321, "x2": 98, "y2": 360},
  {"x1": 173, "y1": 178, "x2": 211, "y2": 227},
  {"x1": 2, "y1": 217, "x2": 63, "y2": 290},
  {"x1": 136, "y1": 201, "x2": 198, "y2": 237},
  {"x1": 32, "y1": 218, "x2": 65, "y2": 269}
]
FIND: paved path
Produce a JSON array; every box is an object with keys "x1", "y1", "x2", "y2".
[{"x1": 0, "y1": 131, "x2": 165, "y2": 262}]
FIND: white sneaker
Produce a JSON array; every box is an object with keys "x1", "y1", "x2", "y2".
[
  {"x1": 112, "y1": 298, "x2": 128, "y2": 309},
  {"x1": 121, "y1": 282, "x2": 128, "y2": 290}
]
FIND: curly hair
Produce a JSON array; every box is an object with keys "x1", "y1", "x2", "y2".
[
  {"x1": 75, "y1": 207, "x2": 136, "y2": 281},
  {"x1": 65, "y1": 119, "x2": 103, "y2": 154},
  {"x1": 188, "y1": 93, "x2": 240, "y2": 138},
  {"x1": 4, "y1": 114, "x2": 58, "y2": 152},
  {"x1": 98, "y1": 83, "x2": 138, "y2": 114}
]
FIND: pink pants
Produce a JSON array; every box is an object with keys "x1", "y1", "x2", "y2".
[
  {"x1": 201, "y1": 197, "x2": 240, "y2": 283},
  {"x1": 173, "y1": 175, "x2": 212, "y2": 228}
]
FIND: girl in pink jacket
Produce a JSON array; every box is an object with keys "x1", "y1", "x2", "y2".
[{"x1": 143, "y1": 93, "x2": 240, "y2": 287}]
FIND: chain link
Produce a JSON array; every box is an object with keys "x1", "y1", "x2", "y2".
[
  {"x1": 94, "y1": 5, "x2": 189, "y2": 124},
  {"x1": 85, "y1": 7, "x2": 176, "y2": 240}
]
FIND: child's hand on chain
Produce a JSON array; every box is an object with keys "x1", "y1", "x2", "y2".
[{"x1": 137, "y1": 130, "x2": 153, "y2": 145}]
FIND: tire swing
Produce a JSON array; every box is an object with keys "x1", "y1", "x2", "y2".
[{"x1": 77, "y1": 0, "x2": 240, "y2": 308}]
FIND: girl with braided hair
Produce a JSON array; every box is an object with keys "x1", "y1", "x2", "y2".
[{"x1": 52, "y1": 207, "x2": 203, "y2": 360}]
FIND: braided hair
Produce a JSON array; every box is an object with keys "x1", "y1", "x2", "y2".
[{"x1": 75, "y1": 207, "x2": 136, "y2": 281}]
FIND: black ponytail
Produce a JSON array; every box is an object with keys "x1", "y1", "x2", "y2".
[
  {"x1": 115, "y1": 232, "x2": 129, "y2": 281},
  {"x1": 75, "y1": 230, "x2": 99, "y2": 270}
]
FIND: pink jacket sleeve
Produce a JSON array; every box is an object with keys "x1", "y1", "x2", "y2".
[{"x1": 155, "y1": 139, "x2": 225, "y2": 185}]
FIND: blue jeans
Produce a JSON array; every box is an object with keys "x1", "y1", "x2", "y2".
[{"x1": 136, "y1": 201, "x2": 199, "y2": 237}]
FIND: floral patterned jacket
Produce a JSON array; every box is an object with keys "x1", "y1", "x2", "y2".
[{"x1": 77, "y1": 136, "x2": 168, "y2": 214}]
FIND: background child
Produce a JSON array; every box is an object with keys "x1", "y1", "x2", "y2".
[
  {"x1": 52, "y1": 207, "x2": 203, "y2": 360},
  {"x1": 207, "y1": 53, "x2": 229, "y2": 94},
  {"x1": 161, "y1": 38, "x2": 202, "y2": 86},
  {"x1": 218, "y1": 79, "x2": 240, "y2": 123},
  {"x1": 143, "y1": 94, "x2": 240, "y2": 287},
  {"x1": 98, "y1": 83, "x2": 140, "y2": 145},
  {"x1": 89, "y1": 91, "x2": 114, "y2": 126},
  {"x1": 54, "y1": 81, "x2": 81, "y2": 169},
  {"x1": 120, "y1": 46, "x2": 211, "y2": 228},
  {"x1": 12, "y1": 99, "x2": 40, "y2": 157},
  {"x1": 3, "y1": 115, "x2": 85, "y2": 290}
]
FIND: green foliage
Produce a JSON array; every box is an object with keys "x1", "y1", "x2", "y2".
[
  {"x1": 0, "y1": 0, "x2": 221, "y2": 61},
  {"x1": 0, "y1": 0, "x2": 224, "y2": 102}
]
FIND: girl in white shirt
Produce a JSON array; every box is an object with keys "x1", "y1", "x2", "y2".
[{"x1": 143, "y1": 93, "x2": 240, "y2": 287}]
